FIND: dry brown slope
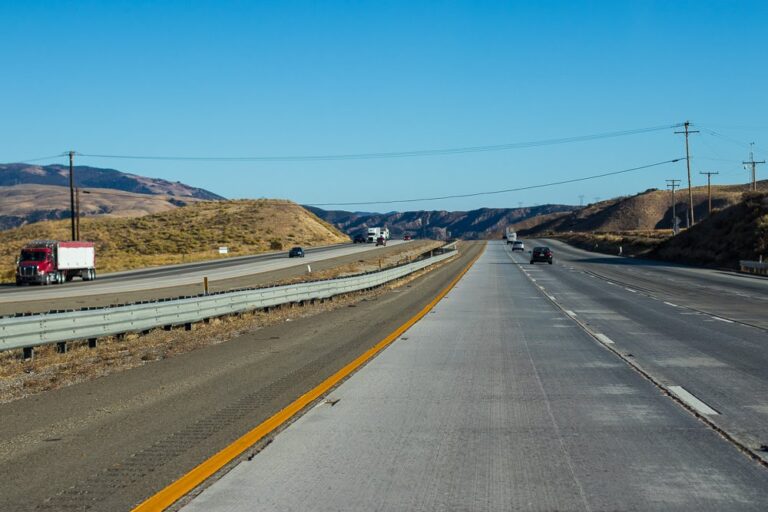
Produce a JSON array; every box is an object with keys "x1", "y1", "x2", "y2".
[
  {"x1": 521, "y1": 182, "x2": 768, "y2": 235},
  {"x1": 0, "y1": 199, "x2": 349, "y2": 280}
]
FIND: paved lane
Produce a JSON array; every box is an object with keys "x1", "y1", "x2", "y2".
[
  {"x1": 0, "y1": 241, "x2": 404, "y2": 305},
  {"x1": 508, "y1": 242, "x2": 768, "y2": 463},
  {"x1": 538, "y1": 238, "x2": 768, "y2": 329},
  {"x1": 182, "y1": 242, "x2": 768, "y2": 512}
]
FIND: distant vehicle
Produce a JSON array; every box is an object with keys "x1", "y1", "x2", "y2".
[
  {"x1": 376, "y1": 236, "x2": 387, "y2": 246},
  {"x1": 367, "y1": 227, "x2": 390, "y2": 243},
  {"x1": 288, "y1": 247, "x2": 305, "y2": 258},
  {"x1": 15, "y1": 240, "x2": 96, "y2": 286},
  {"x1": 530, "y1": 246, "x2": 553, "y2": 264},
  {"x1": 505, "y1": 227, "x2": 517, "y2": 244},
  {"x1": 353, "y1": 234, "x2": 367, "y2": 244},
  {"x1": 511, "y1": 240, "x2": 525, "y2": 252},
  {"x1": 403, "y1": 234, "x2": 412, "y2": 241}
]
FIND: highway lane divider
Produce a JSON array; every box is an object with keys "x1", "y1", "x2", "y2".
[
  {"x1": 131, "y1": 242, "x2": 486, "y2": 512},
  {"x1": 0, "y1": 245, "x2": 459, "y2": 359}
]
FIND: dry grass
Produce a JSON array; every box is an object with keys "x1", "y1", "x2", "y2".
[
  {"x1": 0, "y1": 199, "x2": 349, "y2": 282},
  {"x1": 651, "y1": 192, "x2": 768, "y2": 268},
  {"x1": 0, "y1": 244, "x2": 457, "y2": 404},
  {"x1": 552, "y1": 230, "x2": 671, "y2": 257}
]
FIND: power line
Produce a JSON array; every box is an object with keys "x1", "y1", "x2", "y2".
[
  {"x1": 307, "y1": 158, "x2": 683, "y2": 206},
  {"x1": 73, "y1": 124, "x2": 681, "y2": 162},
  {"x1": 6, "y1": 154, "x2": 67, "y2": 164}
]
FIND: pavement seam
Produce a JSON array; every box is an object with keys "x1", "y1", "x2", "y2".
[{"x1": 504, "y1": 244, "x2": 768, "y2": 470}]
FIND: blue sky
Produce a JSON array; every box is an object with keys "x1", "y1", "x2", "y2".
[{"x1": 2, "y1": 1, "x2": 767, "y2": 211}]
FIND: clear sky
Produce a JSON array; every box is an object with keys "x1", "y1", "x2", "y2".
[{"x1": 2, "y1": 1, "x2": 767, "y2": 211}]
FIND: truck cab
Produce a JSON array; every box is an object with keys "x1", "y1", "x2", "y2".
[{"x1": 16, "y1": 248, "x2": 56, "y2": 285}]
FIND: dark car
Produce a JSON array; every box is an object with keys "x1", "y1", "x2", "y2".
[
  {"x1": 288, "y1": 247, "x2": 305, "y2": 258},
  {"x1": 403, "y1": 234, "x2": 412, "y2": 241},
  {"x1": 353, "y1": 234, "x2": 367, "y2": 244},
  {"x1": 376, "y1": 236, "x2": 387, "y2": 246},
  {"x1": 530, "y1": 246, "x2": 553, "y2": 264}
]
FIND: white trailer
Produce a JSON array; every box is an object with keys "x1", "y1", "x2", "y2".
[
  {"x1": 505, "y1": 227, "x2": 517, "y2": 244},
  {"x1": 367, "y1": 227, "x2": 390, "y2": 243}
]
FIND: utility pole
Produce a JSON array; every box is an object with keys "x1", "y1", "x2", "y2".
[
  {"x1": 68, "y1": 151, "x2": 76, "y2": 241},
  {"x1": 742, "y1": 143, "x2": 765, "y2": 192},
  {"x1": 699, "y1": 171, "x2": 719, "y2": 215},
  {"x1": 75, "y1": 187, "x2": 81, "y2": 241},
  {"x1": 578, "y1": 195, "x2": 585, "y2": 207},
  {"x1": 675, "y1": 121, "x2": 699, "y2": 227},
  {"x1": 666, "y1": 179, "x2": 681, "y2": 234}
]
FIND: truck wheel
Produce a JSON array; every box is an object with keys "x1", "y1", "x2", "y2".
[{"x1": 15, "y1": 278, "x2": 22, "y2": 287}]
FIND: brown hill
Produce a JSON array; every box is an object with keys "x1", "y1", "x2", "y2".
[
  {"x1": 0, "y1": 184, "x2": 205, "y2": 230},
  {"x1": 520, "y1": 180, "x2": 768, "y2": 235},
  {"x1": 650, "y1": 192, "x2": 768, "y2": 268},
  {"x1": 0, "y1": 200, "x2": 349, "y2": 281},
  {"x1": 0, "y1": 163, "x2": 223, "y2": 200}
]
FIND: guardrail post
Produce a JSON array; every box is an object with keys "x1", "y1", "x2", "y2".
[
  {"x1": 185, "y1": 322, "x2": 193, "y2": 331},
  {"x1": 56, "y1": 341, "x2": 67, "y2": 354},
  {"x1": 203, "y1": 276, "x2": 209, "y2": 295},
  {"x1": 88, "y1": 338, "x2": 98, "y2": 349},
  {"x1": 22, "y1": 347, "x2": 33, "y2": 360}
]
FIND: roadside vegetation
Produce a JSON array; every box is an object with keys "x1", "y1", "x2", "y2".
[
  {"x1": 0, "y1": 240, "x2": 457, "y2": 403},
  {"x1": 0, "y1": 199, "x2": 349, "y2": 282}
]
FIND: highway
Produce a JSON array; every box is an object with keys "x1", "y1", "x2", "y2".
[
  {"x1": 0, "y1": 241, "x2": 407, "y2": 315},
  {"x1": 181, "y1": 241, "x2": 768, "y2": 511},
  {"x1": 3, "y1": 240, "x2": 768, "y2": 510}
]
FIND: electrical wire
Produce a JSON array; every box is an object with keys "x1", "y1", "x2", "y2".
[
  {"x1": 6, "y1": 154, "x2": 66, "y2": 164},
  {"x1": 306, "y1": 158, "x2": 683, "y2": 206},
  {"x1": 76, "y1": 124, "x2": 681, "y2": 162}
]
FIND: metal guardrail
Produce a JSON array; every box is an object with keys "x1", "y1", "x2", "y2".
[
  {"x1": 740, "y1": 260, "x2": 768, "y2": 275},
  {"x1": 0, "y1": 249, "x2": 457, "y2": 355}
]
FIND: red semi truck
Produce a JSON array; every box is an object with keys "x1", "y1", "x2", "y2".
[{"x1": 15, "y1": 240, "x2": 96, "y2": 286}]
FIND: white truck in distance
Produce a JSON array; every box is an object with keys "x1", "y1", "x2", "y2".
[
  {"x1": 505, "y1": 227, "x2": 517, "y2": 244},
  {"x1": 366, "y1": 227, "x2": 390, "y2": 243}
]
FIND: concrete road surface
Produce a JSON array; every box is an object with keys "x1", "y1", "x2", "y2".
[{"x1": 182, "y1": 242, "x2": 768, "y2": 512}]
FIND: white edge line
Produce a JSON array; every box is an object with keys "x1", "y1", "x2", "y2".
[
  {"x1": 711, "y1": 316, "x2": 734, "y2": 324},
  {"x1": 565, "y1": 310, "x2": 577, "y2": 317},
  {"x1": 594, "y1": 333, "x2": 614, "y2": 345},
  {"x1": 668, "y1": 386, "x2": 719, "y2": 415},
  {"x1": 624, "y1": 287, "x2": 637, "y2": 293},
  {"x1": 663, "y1": 301, "x2": 678, "y2": 307}
]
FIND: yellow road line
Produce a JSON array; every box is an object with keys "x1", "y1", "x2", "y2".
[{"x1": 132, "y1": 242, "x2": 486, "y2": 512}]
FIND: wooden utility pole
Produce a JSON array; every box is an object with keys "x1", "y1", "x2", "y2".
[
  {"x1": 699, "y1": 171, "x2": 719, "y2": 215},
  {"x1": 742, "y1": 143, "x2": 765, "y2": 192},
  {"x1": 675, "y1": 121, "x2": 699, "y2": 227},
  {"x1": 666, "y1": 179, "x2": 681, "y2": 234},
  {"x1": 75, "y1": 187, "x2": 81, "y2": 241},
  {"x1": 68, "y1": 151, "x2": 76, "y2": 241}
]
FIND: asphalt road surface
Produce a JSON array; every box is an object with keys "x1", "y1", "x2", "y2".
[
  {"x1": 182, "y1": 242, "x2": 768, "y2": 512},
  {"x1": 0, "y1": 241, "x2": 409, "y2": 315},
  {"x1": 538, "y1": 238, "x2": 768, "y2": 330},
  {"x1": 0, "y1": 242, "x2": 483, "y2": 512},
  {"x1": 507, "y1": 239, "x2": 768, "y2": 465}
]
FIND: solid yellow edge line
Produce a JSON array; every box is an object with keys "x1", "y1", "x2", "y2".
[{"x1": 132, "y1": 243, "x2": 485, "y2": 512}]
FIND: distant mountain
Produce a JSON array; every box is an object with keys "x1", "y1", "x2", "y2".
[
  {"x1": 306, "y1": 205, "x2": 575, "y2": 240},
  {"x1": 0, "y1": 163, "x2": 224, "y2": 200},
  {"x1": 0, "y1": 163, "x2": 225, "y2": 230}
]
